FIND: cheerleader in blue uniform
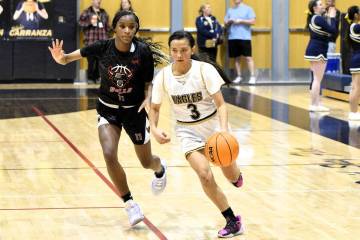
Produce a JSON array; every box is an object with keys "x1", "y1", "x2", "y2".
[
  {"x1": 346, "y1": 6, "x2": 360, "y2": 121},
  {"x1": 305, "y1": 0, "x2": 337, "y2": 112}
]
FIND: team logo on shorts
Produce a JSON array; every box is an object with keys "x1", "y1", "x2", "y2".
[{"x1": 108, "y1": 64, "x2": 133, "y2": 88}]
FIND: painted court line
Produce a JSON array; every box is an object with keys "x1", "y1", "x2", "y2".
[
  {"x1": 0, "y1": 206, "x2": 123, "y2": 211},
  {"x1": 31, "y1": 106, "x2": 168, "y2": 240}
]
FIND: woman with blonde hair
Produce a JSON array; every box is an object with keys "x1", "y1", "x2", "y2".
[{"x1": 195, "y1": 3, "x2": 223, "y2": 62}]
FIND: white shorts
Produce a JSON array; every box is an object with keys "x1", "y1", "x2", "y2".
[{"x1": 175, "y1": 115, "x2": 220, "y2": 157}]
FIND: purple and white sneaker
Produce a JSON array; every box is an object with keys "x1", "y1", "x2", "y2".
[
  {"x1": 218, "y1": 215, "x2": 244, "y2": 238},
  {"x1": 232, "y1": 174, "x2": 243, "y2": 188}
]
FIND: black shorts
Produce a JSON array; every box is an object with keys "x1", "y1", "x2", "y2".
[
  {"x1": 228, "y1": 39, "x2": 252, "y2": 58},
  {"x1": 96, "y1": 100, "x2": 150, "y2": 145}
]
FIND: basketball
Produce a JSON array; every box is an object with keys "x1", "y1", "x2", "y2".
[{"x1": 204, "y1": 132, "x2": 239, "y2": 167}]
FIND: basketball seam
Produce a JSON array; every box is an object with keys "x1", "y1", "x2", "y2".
[
  {"x1": 221, "y1": 133, "x2": 233, "y2": 163},
  {"x1": 215, "y1": 133, "x2": 222, "y2": 166}
]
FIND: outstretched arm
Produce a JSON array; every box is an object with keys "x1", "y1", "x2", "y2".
[{"x1": 48, "y1": 39, "x2": 82, "y2": 65}]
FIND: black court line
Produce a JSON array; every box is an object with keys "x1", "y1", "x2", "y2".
[{"x1": 222, "y1": 88, "x2": 360, "y2": 149}]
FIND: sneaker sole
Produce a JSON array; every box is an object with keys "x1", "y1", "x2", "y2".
[
  {"x1": 130, "y1": 215, "x2": 145, "y2": 226},
  {"x1": 217, "y1": 223, "x2": 245, "y2": 238}
]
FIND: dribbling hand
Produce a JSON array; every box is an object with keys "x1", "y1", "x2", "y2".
[{"x1": 48, "y1": 39, "x2": 66, "y2": 65}]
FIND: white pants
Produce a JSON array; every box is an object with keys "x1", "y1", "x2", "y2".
[{"x1": 327, "y1": 42, "x2": 336, "y2": 54}]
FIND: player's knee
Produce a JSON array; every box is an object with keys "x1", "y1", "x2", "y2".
[
  {"x1": 102, "y1": 147, "x2": 117, "y2": 164},
  {"x1": 245, "y1": 57, "x2": 252, "y2": 62},
  {"x1": 198, "y1": 169, "x2": 213, "y2": 185}
]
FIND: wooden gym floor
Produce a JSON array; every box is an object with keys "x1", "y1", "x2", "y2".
[{"x1": 0, "y1": 84, "x2": 358, "y2": 240}]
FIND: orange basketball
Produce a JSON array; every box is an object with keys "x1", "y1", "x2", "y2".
[{"x1": 204, "y1": 132, "x2": 239, "y2": 167}]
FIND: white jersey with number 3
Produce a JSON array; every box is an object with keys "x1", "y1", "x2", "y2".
[{"x1": 152, "y1": 60, "x2": 225, "y2": 123}]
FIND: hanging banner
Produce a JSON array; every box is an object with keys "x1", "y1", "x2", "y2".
[
  {"x1": 0, "y1": 0, "x2": 10, "y2": 39},
  {"x1": 9, "y1": 0, "x2": 53, "y2": 40}
]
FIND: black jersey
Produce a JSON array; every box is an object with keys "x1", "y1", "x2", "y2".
[{"x1": 80, "y1": 39, "x2": 154, "y2": 106}]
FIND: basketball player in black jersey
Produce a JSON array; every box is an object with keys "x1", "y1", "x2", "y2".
[{"x1": 48, "y1": 11, "x2": 167, "y2": 226}]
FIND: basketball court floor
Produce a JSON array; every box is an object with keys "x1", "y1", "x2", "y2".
[{"x1": 0, "y1": 83, "x2": 359, "y2": 239}]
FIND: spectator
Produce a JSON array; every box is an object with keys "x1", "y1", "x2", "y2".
[
  {"x1": 224, "y1": 0, "x2": 256, "y2": 84},
  {"x1": 304, "y1": 0, "x2": 336, "y2": 112},
  {"x1": 119, "y1": 0, "x2": 134, "y2": 12},
  {"x1": 78, "y1": 0, "x2": 110, "y2": 83},
  {"x1": 195, "y1": 3, "x2": 223, "y2": 62},
  {"x1": 325, "y1": 0, "x2": 340, "y2": 53}
]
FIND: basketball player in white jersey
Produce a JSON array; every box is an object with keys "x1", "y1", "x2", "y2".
[{"x1": 149, "y1": 30, "x2": 244, "y2": 238}]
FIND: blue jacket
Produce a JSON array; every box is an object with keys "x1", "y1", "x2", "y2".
[{"x1": 195, "y1": 15, "x2": 223, "y2": 48}]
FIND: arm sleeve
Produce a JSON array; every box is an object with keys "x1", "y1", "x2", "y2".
[
  {"x1": 224, "y1": 10, "x2": 230, "y2": 22},
  {"x1": 80, "y1": 40, "x2": 105, "y2": 57},
  {"x1": 141, "y1": 45, "x2": 155, "y2": 83},
  {"x1": 314, "y1": 16, "x2": 337, "y2": 34},
  {"x1": 38, "y1": 2, "x2": 45, "y2": 10},
  {"x1": 248, "y1": 7, "x2": 256, "y2": 19},
  {"x1": 352, "y1": 24, "x2": 360, "y2": 42},
  {"x1": 78, "y1": 10, "x2": 91, "y2": 28},
  {"x1": 151, "y1": 69, "x2": 165, "y2": 105},
  {"x1": 16, "y1": 2, "x2": 22, "y2": 10},
  {"x1": 353, "y1": 24, "x2": 360, "y2": 35},
  {"x1": 201, "y1": 63, "x2": 225, "y2": 95}
]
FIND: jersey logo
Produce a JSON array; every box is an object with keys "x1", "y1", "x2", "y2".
[
  {"x1": 108, "y1": 64, "x2": 133, "y2": 88},
  {"x1": 171, "y1": 92, "x2": 203, "y2": 104}
]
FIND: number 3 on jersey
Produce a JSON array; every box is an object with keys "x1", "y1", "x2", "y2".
[{"x1": 187, "y1": 103, "x2": 200, "y2": 120}]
